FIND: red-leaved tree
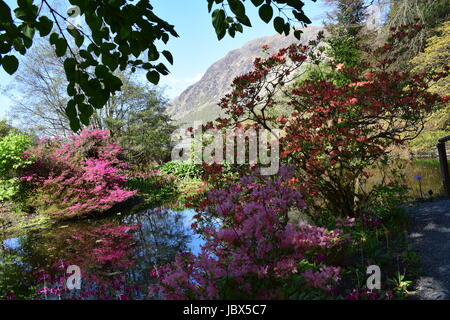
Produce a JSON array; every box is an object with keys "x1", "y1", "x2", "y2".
[{"x1": 213, "y1": 26, "x2": 449, "y2": 217}]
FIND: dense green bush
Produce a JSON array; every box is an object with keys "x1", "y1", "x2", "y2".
[
  {"x1": 0, "y1": 132, "x2": 33, "y2": 201},
  {"x1": 159, "y1": 161, "x2": 204, "y2": 178},
  {"x1": 126, "y1": 171, "x2": 178, "y2": 208}
]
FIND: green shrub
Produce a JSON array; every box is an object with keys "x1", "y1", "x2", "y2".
[
  {"x1": 0, "y1": 178, "x2": 21, "y2": 201},
  {"x1": 0, "y1": 132, "x2": 33, "y2": 176},
  {"x1": 159, "y1": 161, "x2": 204, "y2": 178},
  {"x1": 126, "y1": 171, "x2": 178, "y2": 208},
  {"x1": 175, "y1": 176, "x2": 204, "y2": 207},
  {"x1": 0, "y1": 132, "x2": 33, "y2": 201}
]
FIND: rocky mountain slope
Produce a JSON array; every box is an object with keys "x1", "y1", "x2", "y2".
[{"x1": 166, "y1": 26, "x2": 324, "y2": 125}]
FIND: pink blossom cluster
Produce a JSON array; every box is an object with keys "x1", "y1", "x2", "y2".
[
  {"x1": 335, "y1": 216, "x2": 356, "y2": 228},
  {"x1": 152, "y1": 167, "x2": 347, "y2": 299},
  {"x1": 20, "y1": 129, "x2": 137, "y2": 218},
  {"x1": 303, "y1": 266, "x2": 341, "y2": 290}
]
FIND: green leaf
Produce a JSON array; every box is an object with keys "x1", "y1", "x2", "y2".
[
  {"x1": 2, "y1": 55, "x2": 18, "y2": 75},
  {"x1": 293, "y1": 10, "x2": 311, "y2": 24},
  {"x1": 89, "y1": 89, "x2": 109, "y2": 109},
  {"x1": 0, "y1": 0, "x2": 12, "y2": 22},
  {"x1": 146, "y1": 70, "x2": 160, "y2": 85},
  {"x1": 212, "y1": 8, "x2": 227, "y2": 40},
  {"x1": 18, "y1": 0, "x2": 33, "y2": 9},
  {"x1": 49, "y1": 32, "x2": 59, "y2": 45},
  {"x1": 207, "y1": 0, "x2": 214, "y2": 12},
  {"x1": 0, "y1": 41, "x2": 10, "y2": 54},
  {"x1": 102, "y1": 53, "x2": 118, "y2": 71},
  {"x1": 259, "y1": 4, "x2": 273, "y2": 24},
  {"x1": 75, "y1": 34, "x2": 84, "y2": 47},
  {"x1": 78, "y1": 103, "x2": 94, "y2": 125},
  {"x1": 212, "y1": 9, "x2": 225, "y2": 29},
  {"x1": 12, "y1": 38, "x2": 25, "y2": 55},
  {"x1": 119, "y1": 25, "x2": 130, "y2": 39},
  {"x1": 69, "y1": 118, "x2": 81, "y2": 132},
  {"x1": 67, "y1": 82, "x2": 76, "y2": 96},
  {"x1": 65, "y1": 100, "x2": 78, "y2": 119},
  {"x1": 161, "y1": 33, "x2": 169, "y2": 44},
  {"x1": 23, "y1": 25, "x2": 35, "y2": 40},
  {"x1": 38, "y1": 16, "x2": 53, "y2": 37},
  {"x1": 23, "y1": 37, "x2": 32, "y2": 49},
  {"x1": 14, "y1": 8, "x2": 26, "y2": 19},
  {"x1": 161, "y1": 50, "x2": 173, "y2": 65},
  {"x1": 95, "y1": 65, "x2": 109, "y2": 78},
  {"x1": 68, "y1": 29, "x2": 85, "y2": 48},
  {"x1": 155, "y1": 63, "x2": 170, "y2": 75},
  {"x1": 63, "y1": 58, "x2": 77, "y2": 79},
  {"x1": 217, "y1": 28, "x2": 226, "y2": 40},
  {"x1": 55, "y1": 38, "x2": 68, "y2": 57},
  {"x1": 74, "y1": 94, "x2": 85, "y2": 104},
  {"x1": 229, "y1": 0, "x2": 245, "y2": 18},
  {"x1": 148, "y1": 45, "x2": 160, "y2": 61},
  {"x1": 273, "y1": 16, "x2": 285, "y2": 34},
  {"x1": 294, "y1": 29, "x2": 303, "y2": 40},
  {"x1": 287, "y1": 0, "x2": 305, "y2": 11},
  {"x1": 104, "y1": 74, "x2": 122, "y2": 91},
  {"x1": 236, "y1": 14, "x2": 251, "y2": 27},
  {"x1": 251, "y1": 0, "x2": 264, "y2": 6}
]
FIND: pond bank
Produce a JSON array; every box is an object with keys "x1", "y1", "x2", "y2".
[
  {"x1": 0, "y1": 202, "x2": 52, "y2": 239},
  {"x1": 407, "y1": 199, "x2": 450, "y2": 300},
  {"x1": 0, "y1": 196, "x2": 144, "y2": 240}
]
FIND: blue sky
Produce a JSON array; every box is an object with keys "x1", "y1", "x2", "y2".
[{"x1": 0, "y1": 0, "x2": 330, "y2": 120}]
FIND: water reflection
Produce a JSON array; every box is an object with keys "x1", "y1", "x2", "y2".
[
  {"x1": 367, "y1": 158, "x2": 449, "y2": 198},
  {"x1": 0, "y1": 158, "x2": 447, "y2": 299},
  {"x1": 0, "y1": 208, "x2": 199, "y2": 299}
]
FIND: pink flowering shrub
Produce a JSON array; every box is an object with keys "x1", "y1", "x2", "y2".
[
  {"x1": 151, "y1": 166, "x2": 348, "y2": 299},
  {"x1": 20, "y1": 129, "x2": 137, "y2": 218}
]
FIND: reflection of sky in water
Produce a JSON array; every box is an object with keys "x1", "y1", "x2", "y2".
[
  {"x1": 0, "y1": 159, "x2": 447, "y2": 298},
  {"x1": 121, "y1": 207, "x2": 204, "y2": 256},
  {"x1": 0, "y1": 207, "x2": 207, "y2": 298},
  {"x1": 178, "y1": 209, "x2": 204, "y2": 255}
]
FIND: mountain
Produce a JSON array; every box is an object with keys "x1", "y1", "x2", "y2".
[{"x1": 166, "y1": 26, "x2": 324, "y2": 125}]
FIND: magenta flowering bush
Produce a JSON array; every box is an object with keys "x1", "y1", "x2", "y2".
[
  {"x1": 20, "y1": 129, "x2": 137, "y2": 218},
  {"x1": 151, "y1": 167, "x2": 349, "y2": 299}
]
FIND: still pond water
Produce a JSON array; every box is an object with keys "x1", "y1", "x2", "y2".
[{"x1": 0, "y1": 158, "x2": 448, "y2": 299}]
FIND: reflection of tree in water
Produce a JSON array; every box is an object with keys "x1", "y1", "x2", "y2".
[
  {"x1": 0, "y1": 238, "x2": 36, "y2": 299},
  {"x1": 120, "y1": 208, "x2": 192, "y2": 297},
  {"x1": 1, "y1": 208, "x2": 193, "y2": 299},
  {"x1": 1, "y1": 231, "x2": 64, "y2": 298},
  {"x1": 367, "y1": 159, "x2": 446, "y2": 197}
]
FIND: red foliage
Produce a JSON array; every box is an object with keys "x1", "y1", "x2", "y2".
[{"x1": 211, "y1": 26, "x2": 448, "y2": 216}]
